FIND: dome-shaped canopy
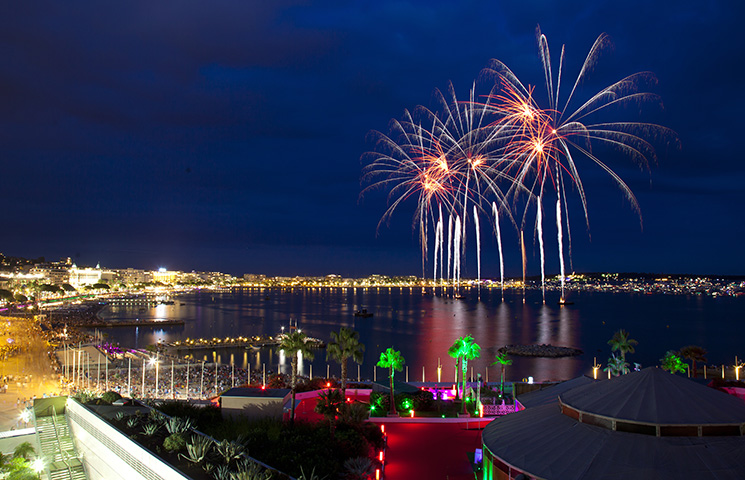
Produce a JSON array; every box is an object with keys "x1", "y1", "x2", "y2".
[
  {"x1": 482, "y1": 368, "x2": 745, "y2": 480},
  {"x1": 559, "y1": 367, "x2": 745, "y2": 436}
]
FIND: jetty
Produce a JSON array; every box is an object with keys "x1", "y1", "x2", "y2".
[
  {"x1": 162, "y1": 334, "x2": 325, "y2": 352},
  {"x1": 85, "y1": 319, "x2": 185, "y2": 328},
  {"x1": 499, "y1": 344, "x2": 583, "y2": 358}
]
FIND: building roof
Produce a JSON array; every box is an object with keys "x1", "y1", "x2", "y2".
[
  {"x1": 560, "y1": 367, "x2": 745, "y2": 426},
  {"x1": 482, "y1": 368, "x2": 745, "y2": 480},
  {"x1": 220, "y1": 387, "x2": 290, "y2": 399},
  {"x1": 517, "y1": 375, "x2": 595, "y2": 409}
]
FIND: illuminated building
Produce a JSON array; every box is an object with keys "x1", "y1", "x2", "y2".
[{"x1": 152, "y1": 268, "x2": 178, "y2": 284}]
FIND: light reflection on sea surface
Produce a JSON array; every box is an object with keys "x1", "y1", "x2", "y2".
[{"x1": 98, "y1": 287, "x2": 743, "y2": 383}]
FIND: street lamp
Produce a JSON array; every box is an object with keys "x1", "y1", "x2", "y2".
[
  {"x1": 20, "y1": 409, "x2": 30, "y2": 426},
  {"x1": 31, "y1": 458, "x2": 44, "y2": 479}
]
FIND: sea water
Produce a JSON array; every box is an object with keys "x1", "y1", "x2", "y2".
[{"x1": 97, "y1": 287, "x2": 744, "y2": 383}]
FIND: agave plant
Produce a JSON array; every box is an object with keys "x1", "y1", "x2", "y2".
[
  {"x1": 213, "y1": 463, "x2": 234, "y2": 480},
  {"x1": 142, "y1": 423, "x2": 159, "y2": 437},
  {"x1": 180, "y1": 435, "x2": 213, "y2": 464},
  {"x1": 343, "y1": 457, "x2": 373, "y2": 480},
  {"x1": 298, "y1": 467, "x2": 327, "y2": 480},
  {"x1": 232, "y1": 459, "x2": 272, "y2": 480},
  {"x1": 148, "y1": 409, "x2": 165, "y2": 424},
  {"x1": 126, "y1": 417, "x2": 139, "y2": 429},
  {"x1": 339, "y1": 402, "x2": 370, "y2": 425},
  {"x1": 165, "y1": 416, "x2": 195, "y2": 435},
  {"x1": 215, "y1": 439, "x2": 245, "y2": 465},
  {"x1": 113, "y1": 411, "x2": 126, "y2": 421}
]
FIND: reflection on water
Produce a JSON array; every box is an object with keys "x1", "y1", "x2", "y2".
[{"x1": 98, "y1": 287, "x2": 744, "y2": 383}]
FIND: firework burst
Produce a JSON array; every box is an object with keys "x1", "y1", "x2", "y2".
[
  {"x1": 362, "y1": 28, "x2": 676, "y2": 300},
  {"x1": 482, "y1": 27, "x2": 678, "y2": 300}
]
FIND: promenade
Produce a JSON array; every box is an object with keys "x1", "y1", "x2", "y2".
[{"x1": 0, "y1": 316, "x2": 62, "y2": 431}]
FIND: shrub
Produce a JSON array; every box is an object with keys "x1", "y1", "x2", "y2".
[
  {"x1": 298, "y1": 377, "x2": 337, "y2": 392},
  {"x1": 163, "y1": 432, "x2": 187, "y2": 452},
  {"x1": 101, "y1": 391, "x2": 122, "y2": 404},
  {"x1": 267, "y1": 374, "x2": 287, "y2": 389}
]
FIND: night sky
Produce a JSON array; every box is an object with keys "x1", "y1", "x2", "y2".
[{"x1": 1, "y1": 1, "x2": 743, "y2": 277}]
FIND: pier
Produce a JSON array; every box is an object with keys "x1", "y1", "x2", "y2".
[{"x1": 162, "y1": 334, "x2": 325, "y2": 352}]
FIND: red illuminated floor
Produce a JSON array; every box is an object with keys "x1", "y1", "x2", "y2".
[{"x1": 370, "y1": 418, "x2": 492, "y2": 480}]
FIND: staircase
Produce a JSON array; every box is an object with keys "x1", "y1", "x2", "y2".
[{"x1": 35, "y1": 413, "x2": 87, "y2": 480}]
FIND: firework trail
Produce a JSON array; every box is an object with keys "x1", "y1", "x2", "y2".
[
  {"x1": 536, "y1": 196, "x2": 545, "y2": 303},
  {"x1": 492, "y1": 201, "x2": 505, "y2": 298},
  {"x1": 447, "y1": 214, "x2": 453, "y2": 287},
  {"x1": 454, "y1": 215, "x2": 462, "y2": 291},
  {"x1": 473, "y1": 205, "x2": 481, "y2": 292}
]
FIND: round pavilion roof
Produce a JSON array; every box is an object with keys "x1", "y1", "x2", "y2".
[
  {"x1": 559, "y1": 367, "x2": 745, "y2": 429},
  {"x1": 482, "y1": 368, "x2": 745, "y2": 480}
]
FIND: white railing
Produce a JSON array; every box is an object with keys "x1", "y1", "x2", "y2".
[{"x1": 482, "y1": 402, "x2": 516, "y2": 416}]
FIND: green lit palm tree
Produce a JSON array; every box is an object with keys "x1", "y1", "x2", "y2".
[
  {"x1": 377, "y1": 348, "x2": 405, "y2": 416},
  {"x1": 326, "y1": 327, "x2": 365, "y2": 397},
  {"x1": 447, "y1": 337, "x2": 465, "y2": 400},
  {"x1": 660, "y1": 350, "x2": 686, "y2": 374},
  {"x1": 679, "y1": 345, "x2": 707, "y2": 378},
  {"x1": 491, "y1": 351, "x2": 512, "y2": 398},
  {"x1": 450, "y1": 335, "x2": 481, "y2": 414},
  {"x1": 278, "y1": 330, "x2": 315, "y2": 425},
  {"x1": 608, "y1": 329, "x2": 638, "y2": 362}
]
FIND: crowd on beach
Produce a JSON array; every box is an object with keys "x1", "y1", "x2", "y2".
[{"x1": 63, "y1": 357, "x2": 265, "y2": 400}]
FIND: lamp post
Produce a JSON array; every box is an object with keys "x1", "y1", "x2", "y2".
[
  {"x1": 31, "y1": 458, "x2": 44, "y2": 480},
  {"x1": 153, "y1": 358, "x2": 159, "y2": 398},
  {"x1": 593, "y1": 357, "x2": 601, "y2": 380},
  {"x1": 127, "y1": 358, "x2": 131, "y2": 397},
  {"x1": 200, "y1": 361, "x2": 204, "y2": 399}
]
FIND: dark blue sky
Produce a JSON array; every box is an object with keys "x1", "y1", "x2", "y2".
[{"x1": 1, "y1": 1, "x2": 743, "y2": 277}]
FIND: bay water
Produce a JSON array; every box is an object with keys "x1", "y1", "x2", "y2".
[{"x1": 97, "y1": 287, "x2": 744, "y2": 383}]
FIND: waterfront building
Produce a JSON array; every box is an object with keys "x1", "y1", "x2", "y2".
[
  {"x1": 29, "y1": 263, "x2": 70, "y2": 286},
  {"x1": 68, "y1": 264, "x2": 103, "y2": 289},
  {"x1": 151, "y1": 268, "x2": 179, "y2": 285},
  {"x1": 242, "y1": 273, "x2": 266, "y2": 284},
  {"x1": 115, "y1": 268, "x2": 151, "y2": 285}
]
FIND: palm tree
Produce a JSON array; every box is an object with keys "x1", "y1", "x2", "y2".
[
  {"x1": 314, "y1": 388, "x2": 344, "y2": 423},
  {"x1": 660, "y1": 350, "x2": 686, "y2": 374},
  {"x1": 326, "y1": 327, "x2": 365, "y2": 397},
  {"x1": 604, "y1": 353, "x2": 629, "y2": 377},
  {"x1": 608, "y1": 329, "x2": 638, "y2": 362},
  {"x1": 491, "y1": 351, "x2": 512, "y2": 398},
  {"x1": 447, "y1": 337, "x2": 465, "y2": 400},
  {"x1": 278, "y1": 330, "x2": 315, "y2": 425},
  {"x1": 12, "y1": 441, "x2": 35, "y2": 460},
  {"x1": 449, "y1": 335, "x2": 481, "y2": 414},
  {"x1": 679, "y1": 345, "x2": 707, "y2": 377},
  {"x1": 377, "y1": 348, "x2": 405, "y2": 416}
]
